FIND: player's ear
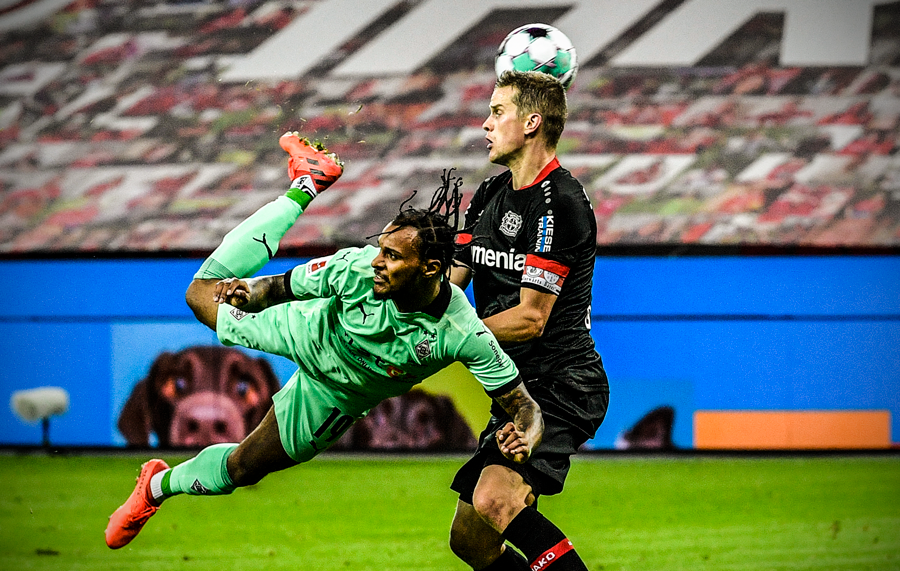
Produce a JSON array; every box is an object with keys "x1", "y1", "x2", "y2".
[
  {"x1": 422, "y1": 257, "x2": 442, "y2": 279},
  {"x1": 524, "y1": 112, "x2": 542, "y2": 136}
]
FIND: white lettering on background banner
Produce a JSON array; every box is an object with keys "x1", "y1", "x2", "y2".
[{"x1": 221, "y1": 0, "x2": 892, "y2": 81}]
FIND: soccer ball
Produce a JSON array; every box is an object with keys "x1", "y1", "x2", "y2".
[{"x1": 495, "y1": 23, "x2": 578, "y2": 90}]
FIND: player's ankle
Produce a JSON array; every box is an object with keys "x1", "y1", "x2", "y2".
[
  {"x1": 285, "y1": 174, "x2": 317, "y2": 208},
  {"x1": 148, "y1": 469, "x2": 170, "y2": 506}
]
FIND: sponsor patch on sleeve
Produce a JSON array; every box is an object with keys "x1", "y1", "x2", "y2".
[
  {"x1": 306, "y1": 255, "x2": 332, "y2": 274},
  {"x1": 521, "y1": 254, "x2": 570, "y2": 295},
  {"x1": 535, "y1": 214, "x2": 554, "y2": 252}
]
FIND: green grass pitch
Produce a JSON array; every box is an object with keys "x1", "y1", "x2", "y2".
[{"x1": 1, "y1": 453, "x2": 897, "y2": 570}]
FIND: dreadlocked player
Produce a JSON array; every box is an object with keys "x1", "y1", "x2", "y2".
[
  {"x1": 448, "y1": 71, "x2": 610, "y2": 571},
  {"x1": 105, "y1": 133, "x2": 544, "y2": 550}
]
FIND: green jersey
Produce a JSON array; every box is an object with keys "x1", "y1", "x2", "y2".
[{"x1": 217, "y1": 245, "x2": 520, "y2": 418}]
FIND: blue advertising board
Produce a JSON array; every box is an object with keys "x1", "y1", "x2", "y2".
[{"x1": 2, "y1": 256, "x2": 898, "y2": 448}]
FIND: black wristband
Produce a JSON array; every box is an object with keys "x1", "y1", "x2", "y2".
[{"x1": 283, "y1": 269, "x2": 296, "y2": 300}]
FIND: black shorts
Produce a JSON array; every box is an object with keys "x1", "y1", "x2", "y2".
[{"x1": 451, "y1": 374, "x2": 609, "y2": 502}]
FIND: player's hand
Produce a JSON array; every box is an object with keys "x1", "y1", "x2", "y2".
[
  {"x1": 213, "y1": 278, "x2": 251, "y2": 307},
  {"x1": 496, "y1": 421, "x2": 534, "y2": 464}
]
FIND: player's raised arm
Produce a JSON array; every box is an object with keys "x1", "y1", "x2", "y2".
[
  {"x1": 493, "y1": 381, "x2": 543, "y2": 463},
  {"x1": 482, "y1": 287, "x2": 557, "y2": 345},
  {"x1": 185, "y1": 274, "x2": 292, "y2": 331},
  {"x1": 455, "y1": 320, "x2": 543, "y2": 463}
]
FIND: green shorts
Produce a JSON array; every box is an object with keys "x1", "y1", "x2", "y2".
[
  {"x1": 271, "y1": 370, "x2": 363, "y2": 462},
  {"x1": 216, "y1": 302, "x2": 363, "y2": 462}
]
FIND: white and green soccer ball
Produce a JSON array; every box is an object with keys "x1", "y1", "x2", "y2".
[{"x1": 494, "y1": 23, "x2": 578, "y2": 90}]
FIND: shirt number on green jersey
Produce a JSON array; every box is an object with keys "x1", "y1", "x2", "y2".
[{"x1": 313, "y1": 406, "x2": 354, "y2": 443}]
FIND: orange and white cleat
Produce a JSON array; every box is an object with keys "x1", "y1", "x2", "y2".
[
  {"x1": 279, "y1": 131, "x2": 344, "y2": 198},
  {"x1": 105, "y1": 459, "x2": 169, "y2": 549}
]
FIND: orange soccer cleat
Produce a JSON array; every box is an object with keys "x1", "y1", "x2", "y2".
[
  {"x1": 105, "y1": 459, "x2": 169, "y2": 549},
  {"x1": 279, "y1": 131, "x2": 344, "y2": 195}
]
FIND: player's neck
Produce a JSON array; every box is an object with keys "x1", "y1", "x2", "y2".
[
  {"x1": 507, "y1": 143, "x2": 557, "y2": 190},
  {"x1": 392, "y1": 277, "x2": 441, "y2": 313}
]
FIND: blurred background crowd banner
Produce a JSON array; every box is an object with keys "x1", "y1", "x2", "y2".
[
  {"x1": 1, "y1": 0, "x2": 898, "y2": 254},
  {"x1": 1, "y1": 0, "x2": 898, "y2": 450}
]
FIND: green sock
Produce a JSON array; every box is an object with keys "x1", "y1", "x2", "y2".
[
  {"x1": 160, "y1": 443, "x2": 239, "y2": 498},
  {"x1": 194, "y1": 195, "x2": 304, "y2": 280},
  {"x1": 284, "y1": 173, "x2": 317, "y2": 210}
]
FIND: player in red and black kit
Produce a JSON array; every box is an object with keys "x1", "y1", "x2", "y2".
[{"x1": 448, "y1": 71, "x2": 609, "y2": 571}]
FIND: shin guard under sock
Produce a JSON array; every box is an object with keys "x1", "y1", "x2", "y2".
[
  {"x1": 503, "y1": 506, "x2": 588, "y2": 571},
  {"x1": 194, "y1": 195, "x2": 303, "y2": 280},
  {"x1": 156, "y1": 443, "x2": 239, "y2": 500}
]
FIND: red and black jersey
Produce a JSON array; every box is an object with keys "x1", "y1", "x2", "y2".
[{"x1": 456, "y1": 159, "x2": 606, "y2": 389}]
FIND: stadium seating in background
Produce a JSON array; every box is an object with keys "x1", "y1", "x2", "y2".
[{"x1": 0, "y1": 0, "x2": 898, "y2": 254}]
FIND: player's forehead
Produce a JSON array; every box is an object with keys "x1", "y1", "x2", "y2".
[
  {"x1": 379, "y1": 224, "x2": 420, "y2": 256},
  {"x1": 490, "y1": 86, "x2": 517, "y2": 110}
]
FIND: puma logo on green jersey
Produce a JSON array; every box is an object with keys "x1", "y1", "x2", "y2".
[
  {"x1": 356, "y1": 302, "x2": 373, "y2": 323},
  {"x1": 252, "y1": 233, "x2": 274, "y2": 260}
]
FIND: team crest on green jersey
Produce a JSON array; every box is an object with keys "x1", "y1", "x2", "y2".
[{"x1": 415, "y1": 338, "x2": 432, "y2": 360}]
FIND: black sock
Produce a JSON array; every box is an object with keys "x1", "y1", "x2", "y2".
[
  {"x1": 503, "y1": 506, "x2": 588, "y2": 571},
  {"x1": 480, "y1": 546, "x2": 529, "y2": 571}
]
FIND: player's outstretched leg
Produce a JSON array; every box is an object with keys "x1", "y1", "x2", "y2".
[
  {"x1": 195, "y1": 132, "x2": 343, "y2": 280},
  {"x1": 105, "y1": 459, "x2": 169, "y2": 549}
]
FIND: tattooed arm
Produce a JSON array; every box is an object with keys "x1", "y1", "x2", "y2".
[
  {"x1": 494, "y1": 381, "x2": 544, "y2": 463},
  {"x1": 185, "y1": 275, "x2": 292, "y2": 331}
]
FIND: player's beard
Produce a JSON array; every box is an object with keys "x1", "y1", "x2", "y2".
[
  {"x1": 372, "y1": 276, "x2": 391, "y2": 300},
  {"x1": 372, "y1": 278, "x2": 399, "y2": 301}
]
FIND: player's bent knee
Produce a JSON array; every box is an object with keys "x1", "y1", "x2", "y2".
[
  {"x1": 471, "y1": 483, "x2": 531, "y2": 532},
  {"x1": 471, "y1": 490, "x2": 508, "y2": 529}
]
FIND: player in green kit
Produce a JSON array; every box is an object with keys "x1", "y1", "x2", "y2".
[{"x1": 105, "y1": 132, "x2": 544, "y2": 549}]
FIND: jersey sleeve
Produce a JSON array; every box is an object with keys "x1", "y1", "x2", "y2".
[
  {"x1": 455, "y1": 324, "x2": 521, "y2": 397},
  {"x1": 286, "y1": 246, "x2": 373, "y2": 301},
  {"x1": 520, "y1": 184, "x2": 591, "y2": 296}
]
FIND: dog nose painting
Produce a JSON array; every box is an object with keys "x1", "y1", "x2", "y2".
[
  {"x1": 117, "y1": 345, "x2": 476, "y2": 451},
  {"x1": 117, "y1": 346, "x2": 282, "y2": 448}
]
